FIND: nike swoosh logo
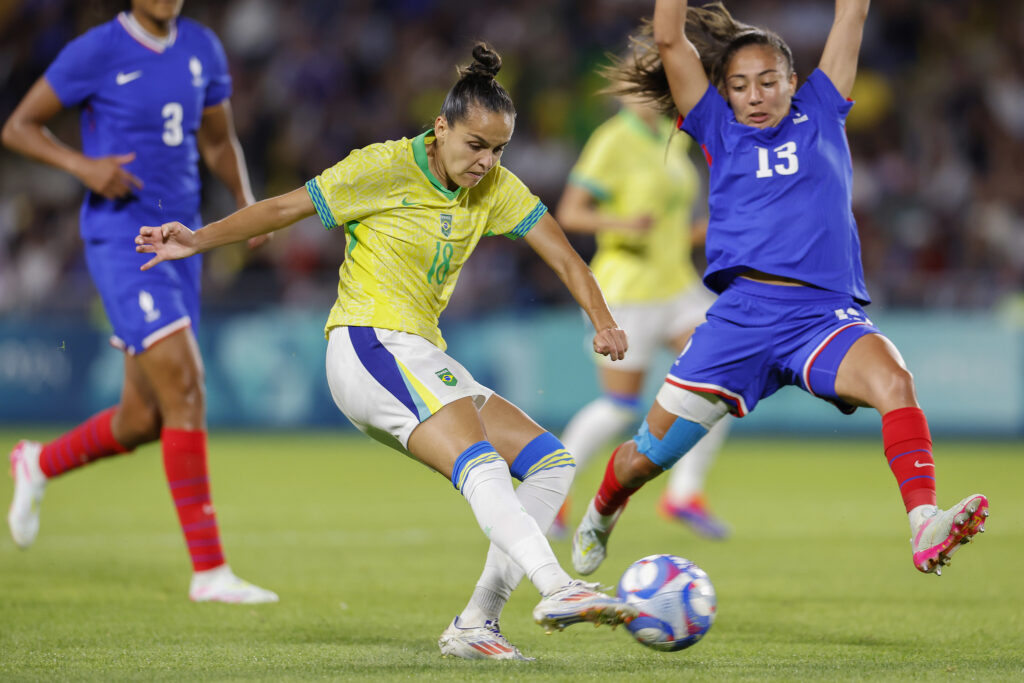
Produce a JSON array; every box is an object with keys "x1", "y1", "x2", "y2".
[
  {"x1": 913, "y1": 460, "x2": 934, "y2": 468},
  {"x1": 400, "y1": 197, "x2": 418, "y2": 206},
  {"x1": 116, "y1": 70, "x2": 143, "y2": 85}
]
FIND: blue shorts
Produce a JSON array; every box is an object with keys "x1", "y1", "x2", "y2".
[
  {"x1": 84, "y1": 235, "x2": 201, "y2": 355},
  {"x1": 666, "y1": 278, "x2": 879, "y2": 416}
]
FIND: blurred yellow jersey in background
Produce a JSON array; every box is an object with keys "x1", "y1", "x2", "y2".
[
  {"x1": 307, "y1": 131, "x2": 545, "y2": 350},
  {"x1": 569, "y1": 109, "x2": 701, "y2": 305}
]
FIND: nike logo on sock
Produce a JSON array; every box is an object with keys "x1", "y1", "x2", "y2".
[
  {"x1": 913, "y1": 460, "x2": 934, "y2": 468},
  {"x1": 116, "y1": 70, "x2": 143, "y2": 85}
]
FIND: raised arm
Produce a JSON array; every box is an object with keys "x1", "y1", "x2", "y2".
[
  {"x1": 653, "y1": 0, "x2": 709, "y2": 118},
  {"x1": 135, "y1": 187, "x2": 315, "y2": 270},
  {"x1": 817, "y1": 0, "x2": 870, "y2": 99},
  {"x1": 523, "y1": 213, "x2": 628, "y2": 361}
]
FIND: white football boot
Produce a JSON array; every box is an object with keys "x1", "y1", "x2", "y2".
[
  {"x1": 911, "y1": 494, "x2": 988, "y2": 575},
  {"x1": 532, "y1": 579, "x2": 637, "y2": 633},
  {"x1": 8, "y1": 440, "x2": 46, "y2": 548},
  {"x1": 189, "y1": 565, "x2": 279, "y2": 603},
  {"x1": 571, "y1": 499, "x2": 620, "y2": 576},
  {"x1": 438, "y1": 616, "x2": 534, "y2": 660}
]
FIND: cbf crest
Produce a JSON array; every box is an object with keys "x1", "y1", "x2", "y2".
[
  {"x1": 435, "y1": 368, "x2": 457, "y2": 386},
  {"x1": 439, "y1": 213, "x2": 453, "y2": 237}
]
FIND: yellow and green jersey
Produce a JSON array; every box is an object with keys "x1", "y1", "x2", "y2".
[
  {"x1": 569, "y1": 108, "x2": 701, "y2": 304},
  {"x1": 306, "y1": 130, "x2": 546, "y2": 349}
]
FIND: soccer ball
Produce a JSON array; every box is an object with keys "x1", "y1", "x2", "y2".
[{"x1": 616, "y1": 554, "x2": 716, "y2": 652}]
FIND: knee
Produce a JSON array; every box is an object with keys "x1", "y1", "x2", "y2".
[
  {"x1": 871, "y1": 365, "x2": 918, "y2": 409},
  {"x1": 164, "y1": 365, "x2": 207, "y2": 413}
]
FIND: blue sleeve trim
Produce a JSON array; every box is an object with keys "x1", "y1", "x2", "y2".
[
  {"x1": 507, "y1": 200, "x2": 548, "y2": 240},
  {"x1": 305, "y1": 178, "x2": 337, "y2": 230}
]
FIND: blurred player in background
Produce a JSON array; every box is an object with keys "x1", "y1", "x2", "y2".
[
  {"x1": 571, "y1": 0, "x2": 989, "y2": 578},
  {"x1": 136, "y1": 43, "x2": 637, "y2": 660},
  {"x1": 2, "y1": 0, "x2": 277, "y2": 603},
  {"x1": 554, "y1": 88, "x2": 730, "y2": 541}
]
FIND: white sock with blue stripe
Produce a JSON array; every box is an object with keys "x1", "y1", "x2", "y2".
[
  {"x1": 561, "y1": 395, "x2": 639, "y2": 470},
  {"x1": 459, "y1": 434, "x2": 576, "y2": 625},
  {"x1": 452, "y1": 441, "x2": 570, "y2": 602}
]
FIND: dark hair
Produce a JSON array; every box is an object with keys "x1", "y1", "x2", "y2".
[
  {"x1": 439, "y1": 43, "x2": 516, "y2": 126},
  {"x1": 602, "y1": 2, "x2": 794, "y2": 117}
]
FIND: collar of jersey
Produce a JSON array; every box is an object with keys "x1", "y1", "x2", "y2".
[
  {"x1": 412, "y1": 130, "x2": 462, "y2": 201},
  {"x1": 118, "y1": 11, "x2": 178, "y2": 52},
  {"x1": 619, "y1": 108, "x2": 664, "y2": 142}
]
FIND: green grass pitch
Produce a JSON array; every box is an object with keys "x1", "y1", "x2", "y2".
[{"x1": 1, "y1": 428, "x2": 1022, "y2": 681}]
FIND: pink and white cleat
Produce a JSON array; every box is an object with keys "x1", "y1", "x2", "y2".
[
  {"x1": 438, "y1": 616, "x2": 534, "y2": 660},
  {"x1": 189, "y1": 565, "x2": 279, "y2": 603},
  {"x1": 8, "y1": 440, "x2": 46, "y2": 549},
  {"x1": 911, "y1": 494, "x2": 988, "y2": 575}
]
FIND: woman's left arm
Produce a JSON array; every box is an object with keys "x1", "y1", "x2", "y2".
[
  {"x1": 198, "y1": 100, "x2": 269, "y2": 249},
  {"x1": 523, "y1": 212, "x2": 627, "y2": 361},
  {"x1": 818, "y1": 0, "x2": 871, "y2": 99}
]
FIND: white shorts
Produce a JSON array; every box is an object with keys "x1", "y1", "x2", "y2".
[
  {"x1": 325, "y1": 326, "x2": 493, "y2": 453},
  {"x1": 592, "y1": 283, "x2": 717, "y2": 371}
]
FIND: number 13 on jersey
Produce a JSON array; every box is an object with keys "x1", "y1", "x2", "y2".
[{"x1": 755, "y1": 141, "x2": 798, "y2": 178}]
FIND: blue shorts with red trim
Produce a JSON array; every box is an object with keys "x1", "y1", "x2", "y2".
[
  {"x1": 85, "y1": 232, "x2": 201, "y2": 355},
  {"x1": 666, "y1": 277, "x2": 879, "y2": 417}
]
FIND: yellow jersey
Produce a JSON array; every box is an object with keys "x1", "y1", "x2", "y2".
[
  {"x1": 306, "y1": 130, "x2": 546, "y2": 349},
  {"x1": 569, "y1": 109, "x2": 701, "y2": 304}
]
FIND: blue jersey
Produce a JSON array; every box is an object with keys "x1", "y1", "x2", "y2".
[
  {"x1": 45, "y1": 12, "x2": 231, "y2": 240},
  {"x1": 680, "y1": 69, "x2": 870, "y2": 304}
]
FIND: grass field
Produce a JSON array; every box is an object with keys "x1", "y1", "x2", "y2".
[{"x1": 1, "y1": 428, "x2": 1021, "y2": 681}]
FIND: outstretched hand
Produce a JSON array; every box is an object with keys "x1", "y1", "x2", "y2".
[
  {"x1": 593, "y1": 326, "x2": 628, "y2": 362},
  {"x1": 135, "y1": 221, "x2": 198, "y2": 270}
]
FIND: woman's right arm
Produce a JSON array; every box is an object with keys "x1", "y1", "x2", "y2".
[
  {"x1": 555, "y1": 183, "x2": 652, "y2": 235},
  {"x1": 1, "y1": 77, "x2": 142, "y2": 198},
  {"x1": 652, "y1": 0, "x2": 710, "y2": 118},
  {"x1": 135, "y1": 187, "x2": 316, "y2": 270}
]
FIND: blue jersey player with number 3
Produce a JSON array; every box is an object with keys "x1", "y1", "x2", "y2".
[
  {"x1": 571, "y1": 0, "x2": 989, "y2": 579},
  {"x1": 2, "y1": 0, "x2": 276, "y2": 603}
]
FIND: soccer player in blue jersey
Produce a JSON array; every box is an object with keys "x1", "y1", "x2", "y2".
[
  {"x1": 137, "y1": 43, "x2": 637, "y2": 659},
  {"x1": 571, "y1": 0, "x2": 989, "y2": 579},
  {"x1": 2, "y1": 0, "x2": 277, "y2": 603}
]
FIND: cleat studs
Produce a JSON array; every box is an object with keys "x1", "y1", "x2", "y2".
[{"x1": 979, "y1": 525, "x2": 986, "y2": 533}]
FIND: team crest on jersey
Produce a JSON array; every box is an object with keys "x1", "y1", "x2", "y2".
[
  {"x1": 435, "y1": 368, "x2": 457, "y2": 386},
  {"x1": 440, "y1": 213, "x2": 453, "y2": 237},
  {"x1": 189, "y1": 56, "x2": 203, "y2": 87}
]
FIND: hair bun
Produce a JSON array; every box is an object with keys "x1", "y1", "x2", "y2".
[{"x1": 463, "y1": 42, "x2": 502, "y2": 79}]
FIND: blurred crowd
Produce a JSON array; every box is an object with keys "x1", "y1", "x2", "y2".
[{"x1": 1, "y1": 0, "x2": 1022, "y2": 318}]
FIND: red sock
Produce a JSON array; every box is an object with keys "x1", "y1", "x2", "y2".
[
  {"x1": 882, "y1": 407, "x2": 937, "y2": 512},
  {"x1": 162, "y1": 428, "x2": 225, "y2": 572},
  {"x1": 38, "y1": 406, "x2": 130, "y2": 478},
  {"x1": 594, "y1": 446, "x2": 639, "y2": 516}
]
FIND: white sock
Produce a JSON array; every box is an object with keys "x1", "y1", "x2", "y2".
[
  {"x1": 584, "y1": 497, "x2": 618, "y2": 530},
  {"x1": 460, "y1": 464, "x2": 575, "y2": 625},
  {"x1": 665, "y1": 416, "x2": 730, "y2": 502},
  {"x1": 459, "y1": 459, "x2": 570, "y2": 599},
  {"x1": 561, "y1": 397, "x2": 637, "y2": 471}
]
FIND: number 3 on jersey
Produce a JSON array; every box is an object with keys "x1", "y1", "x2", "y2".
[
  {"x1": 755, "y1": 141, "x2": 798, "y2": 178},
  {"x1": 162, "y1": 102, "x2": 183, "y2": 147}
]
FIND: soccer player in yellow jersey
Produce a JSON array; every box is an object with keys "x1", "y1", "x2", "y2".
[
  {"x1": 137, "y1": 43, "x2": 637, "y2": 660},
  {"x1": 554, "y1": 94, "x2": 731, "y2": 540}
]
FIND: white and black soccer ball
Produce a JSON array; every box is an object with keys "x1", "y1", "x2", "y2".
[{"x1": 617, "y1": 554, "x2": 716, "y2": 652}]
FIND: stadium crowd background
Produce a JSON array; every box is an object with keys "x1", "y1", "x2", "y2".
[{"x1": 1, "y1": 0, "x2": 1022, "y2": 321}]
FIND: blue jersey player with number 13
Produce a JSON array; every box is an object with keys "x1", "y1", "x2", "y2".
[
  {"x1": 2, "y1": 0, "x2": 276, "y2": 603},
  {"x1": 571, "y1": 0, "x2": 989, "y2": 579}
]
